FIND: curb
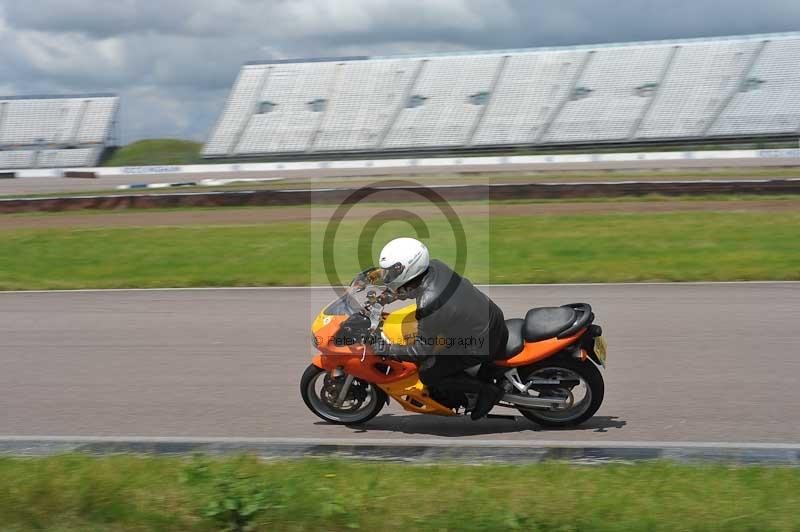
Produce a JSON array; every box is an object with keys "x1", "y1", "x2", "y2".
[{"x1": 1, "y1": 438, "x2": 798, "y2": 465}]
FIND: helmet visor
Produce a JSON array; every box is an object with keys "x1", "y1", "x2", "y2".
[{"x1": 379, "y1": 262, "x2": 406, "y2": 286}]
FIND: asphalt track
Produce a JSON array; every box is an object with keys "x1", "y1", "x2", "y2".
[
  {"x1": 2, "y1": 156, "x2": 798, "y2": 195},
  {"x1": 2, "y1": 283, "x2": 799, "y2": 446}
]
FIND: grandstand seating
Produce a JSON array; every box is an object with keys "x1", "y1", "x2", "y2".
[
  {"x1": 636, "y1": 40, "x2": 761, "y2": 138},
  {"x1": 203, "y1": 68, "x2": 265, "y2": 156},
  {"x1": 382, "y1": 54, "x2": 503, "y2": 149},
  {"x1": 35, "y1": 147, "x2": 104, "y2": 168},
  {"x1": 0, "y1": 94, "x2": 118, "y2": 169},
  {"x1": 313, "y1": 58, "x2": 418, "y2": 152},
  {"x1": 236, "y1": 61, "x2": 339, "y2": 154},
  {"x1": 709, "y1": 38, "x2": 800, "y2": 136},
  {"x1": 205, "y1": 32, "x2": 800, "y2": 157},
  {"x1": 472, "y1": 50, "x2": 588, "y2": 146},
  {"x1": 541, "y1": 45, "x2": 674, "y2": 143},
  {"x1": 0, "y1": 150, "x2": 36, "y2": 169}
]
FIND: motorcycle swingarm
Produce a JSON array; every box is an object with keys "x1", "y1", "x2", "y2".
[{"x1": 528, "y1": 379, "x2": 580, "y2": 391}]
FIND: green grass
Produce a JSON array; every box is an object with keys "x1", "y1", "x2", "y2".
[
  {"x1": 0, "y1": 455, "x2": 799, "y2": 531},
  {"x1": 0, "y1": 211, "x2": 798, "y2": 290},
  {"x1": 102, "y1": 139, "x2": 204, "y2": 166}
]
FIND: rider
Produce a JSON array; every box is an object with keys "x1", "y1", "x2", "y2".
[{"x1": 373, "y1": 237, "x2": 508, "y2": 420}]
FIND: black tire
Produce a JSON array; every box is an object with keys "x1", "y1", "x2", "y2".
[
  {"x1": 516, "y1": 356, "x2": 604, "y2": 428},
  {"x1": 300, "y1": 364, "x2": 387, "y2": 425}
]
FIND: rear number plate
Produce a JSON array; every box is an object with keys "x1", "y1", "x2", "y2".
[{"x1": 594, "y1": 336, "x2": 608, "y2": 367}]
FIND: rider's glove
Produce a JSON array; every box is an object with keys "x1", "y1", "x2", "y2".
[
  {"x1": 369, "y1": 334, "x2": 392, "y2": 357},
  {"x1": 369, "y1": 333, "x2": 423, "y2": 364}
]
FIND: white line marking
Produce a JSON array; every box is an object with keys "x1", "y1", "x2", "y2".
[
  {"x1": 1, "y1": 281, "x2": 798, "y2": 294},
  {"x1": 1, "y1": 435, "x2": 799, "y2": 449}
]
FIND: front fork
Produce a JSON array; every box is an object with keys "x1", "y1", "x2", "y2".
[{"x1": 333, "y1": 374, "x2": 355, "y2": 407}]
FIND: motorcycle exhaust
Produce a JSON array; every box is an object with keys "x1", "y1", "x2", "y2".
[{"x1": 501, "y1": 393, "x2": 568, "y2": 409}]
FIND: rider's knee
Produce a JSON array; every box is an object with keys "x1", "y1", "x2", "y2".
[{"x1": 417, "y1": 358, "x2": 440, "y2": 387}]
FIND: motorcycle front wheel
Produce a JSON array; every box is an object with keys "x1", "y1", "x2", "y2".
[
  {"x1": 300, "y1": 364, "x2": 387, "y2": 424},
  {"x1": 515, "y1": 356, "x2": 604, "y2": 428}
]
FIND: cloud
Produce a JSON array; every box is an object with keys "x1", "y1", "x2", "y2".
[{"x1": 1, "y1": 0, "x2": 798, "y2": 142}]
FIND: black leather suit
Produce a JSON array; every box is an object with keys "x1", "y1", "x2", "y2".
[{"x1": 385, "y1": 259, "x2": 508, "y2": 388}]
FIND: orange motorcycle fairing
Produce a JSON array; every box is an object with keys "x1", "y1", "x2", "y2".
[
  {"x1": 494, "y1": 329, "x2": 587, "y2": 367},
  {"x1": 315, "y1": 352, "x2": 456, "y2": 416},
  {"x1": 315, "y1": 351, "x2": 417, "y2": 384}
]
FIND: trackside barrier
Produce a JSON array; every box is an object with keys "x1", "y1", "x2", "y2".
[
  {"x1": 2, "y1": 179, "x2": 799, "y2": 214},
  {"x1": 0, "y1": 172, "x2": 15, "y2": 179},
  {"x1": 3, "y1": 148, "x2": 799, "y2": 179},
  {"x1": 63, "y1": 171, "x2": 97, "y2": 179}
]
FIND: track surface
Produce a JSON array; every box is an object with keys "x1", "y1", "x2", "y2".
[
  {"x1": 2, "y1": 156, "x2": 798, "y2": 195},
  {"x1": 2, "y1": 283, "x2": 798, "y2": 443}
]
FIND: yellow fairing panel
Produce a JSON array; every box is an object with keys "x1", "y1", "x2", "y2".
[
  {"x1": 311, "y1": 311, "x2": 328, "y2": 333},
  {"x1": 381, "y1": 306, "x2": 454, "y2": 415},
  {"x1": 382, "y1": 304, "x2": 418, "y2": 345},
  {"x1": 378, "y1": 375, "x2": 456, "y2": 416}
]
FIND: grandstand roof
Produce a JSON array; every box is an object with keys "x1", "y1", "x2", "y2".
[
  {"x1": 0, "y1": 93, "x2": 117, "y2": 101},
  {"x1": 244, "y1": 56, "x2": 368, "y2": 66},
  {"x1": 241, "y1": 31, "x2": 800, "y2": 66}
]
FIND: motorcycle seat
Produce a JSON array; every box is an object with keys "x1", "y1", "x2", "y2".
[
  {"x1": 523, "y1": 306, "x2": 577, "y2": 342},
  {"x1": 499, "y1": 318, "x2": 525, "y2": 359}
]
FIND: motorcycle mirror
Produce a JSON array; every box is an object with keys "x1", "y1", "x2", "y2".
[{"x1": 349, "y1": 267, "x2": 381, "y2": 293}]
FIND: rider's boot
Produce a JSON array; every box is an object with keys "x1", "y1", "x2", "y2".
[{"x1": 471, "y1": 382, "x2": 504, "y2": 420}]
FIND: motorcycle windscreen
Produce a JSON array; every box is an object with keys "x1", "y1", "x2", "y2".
[{"x1": 322, "y1": 292, "x2": 362, "y2": 316}]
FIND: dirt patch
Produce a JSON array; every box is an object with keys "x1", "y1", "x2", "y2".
[{"x1": 2, "y1": 199, "x2": 799, "y2": 230}]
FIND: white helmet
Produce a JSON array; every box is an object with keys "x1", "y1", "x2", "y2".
[{"x1": 378, "y1": 237, "x2": 430, "y2": 290}]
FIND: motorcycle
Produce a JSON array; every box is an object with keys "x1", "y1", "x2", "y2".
[{"x1": 301, "y1": 269, "x2": 608, "y2": 427}]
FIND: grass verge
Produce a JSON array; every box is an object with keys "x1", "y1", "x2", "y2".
[
  {"x1": 0, "y1": 454, "x2": 798, "y2": 531},
  {"x1": 102, "y1": 139, "x2": 204, "y2": 166},
  {"x1": 0, "y1": 211, "x2": 798, "y2": 289}
]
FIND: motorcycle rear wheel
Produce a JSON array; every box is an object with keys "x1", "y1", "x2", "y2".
[
  {"x1": 300, "y1": 364, "x2": 387, "y2": 425},
  {"x1": 516, "y1": 356, "x2": 604, "y2": 428}
]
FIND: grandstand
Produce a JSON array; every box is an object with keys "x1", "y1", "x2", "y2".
[
  {"x1": 0, "y1": 94, "x2": 118, "y2": 169},
  {"x1": 204, "y1": 33, "x2": 800, "y2": 158}
]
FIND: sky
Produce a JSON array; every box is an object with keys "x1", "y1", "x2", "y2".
[{"x1": 0, "y1": 0, "x2": 797, "y2": 144}]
